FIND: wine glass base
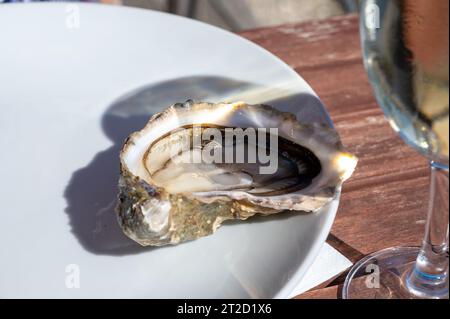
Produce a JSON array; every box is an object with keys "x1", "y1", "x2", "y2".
[{"x1": 342, "y1": 246, "x2": 449, "y2": 299}]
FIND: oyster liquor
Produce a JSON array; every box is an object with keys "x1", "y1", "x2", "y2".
[{"x1": 165, "y1": 125, "x2": 280, "y2": 175}]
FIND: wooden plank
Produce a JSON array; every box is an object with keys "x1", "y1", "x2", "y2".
[{"x1": 295, "y1": 284, "x2": 340, "y2": 299}]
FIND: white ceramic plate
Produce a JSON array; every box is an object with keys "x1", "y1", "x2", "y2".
[{"x1": 0, "y1": 3, "x2": 339, "y2": 298}]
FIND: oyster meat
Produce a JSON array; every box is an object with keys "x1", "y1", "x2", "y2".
[{"x1": 117, "y1": 100, "x2": 357, "y2": 246}]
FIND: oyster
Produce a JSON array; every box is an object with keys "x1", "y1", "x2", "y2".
[{"x1": 117, "y1": 100, "x2": 357, "y2": 246}]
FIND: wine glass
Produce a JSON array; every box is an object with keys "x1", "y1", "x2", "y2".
[{"x1": 343, "y1": 0, "x2": 449, "y2": 299}]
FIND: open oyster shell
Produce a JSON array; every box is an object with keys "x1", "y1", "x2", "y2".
[{"x1": 117, "y1": 101, "x2": 357, "y2": 246}]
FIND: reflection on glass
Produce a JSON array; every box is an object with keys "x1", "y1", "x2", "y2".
[{"x1": 343, "y1": 0, "x2": 449, "y2": 299}]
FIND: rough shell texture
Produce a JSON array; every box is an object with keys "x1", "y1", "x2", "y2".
[{"x1": 117, "y1": 101, "x2": 357, "y2": 246}]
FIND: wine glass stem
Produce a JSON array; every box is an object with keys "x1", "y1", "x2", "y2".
[{"x1": 406, "y1": 161, "x2": 449, "y2": 298}]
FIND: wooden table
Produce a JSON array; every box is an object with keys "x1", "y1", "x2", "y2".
[{"x1": 239, "y1": 14, "x2": 430, "y2": 299}]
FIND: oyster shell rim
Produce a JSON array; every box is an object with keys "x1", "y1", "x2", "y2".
[
  {"x1": 119, "y1": 100, "x2": 357, "y2": 211},
  {"x1": 116, "y1": 100, "x2": 357, "y2": 246}
]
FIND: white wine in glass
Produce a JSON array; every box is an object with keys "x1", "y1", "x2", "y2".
[{"x1": 343, "y1": 0, "x2": 449, "y2": 299}]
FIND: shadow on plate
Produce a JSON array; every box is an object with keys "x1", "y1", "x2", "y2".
[{"x1": 63, "y1": 75, "x2": 326, "y2": 256}]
